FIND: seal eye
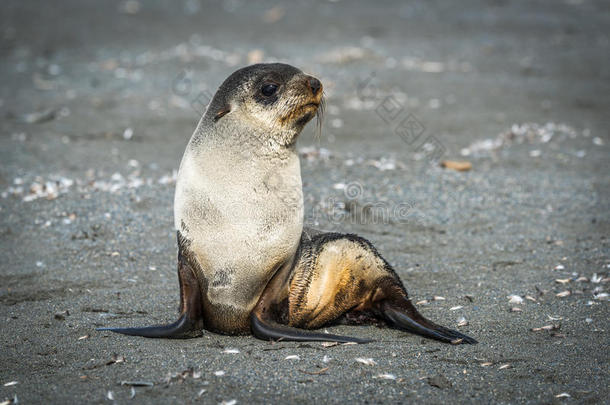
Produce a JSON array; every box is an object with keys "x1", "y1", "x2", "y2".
[{"x1": 261, "y1": 83, "x2": 278, "y2": 97}]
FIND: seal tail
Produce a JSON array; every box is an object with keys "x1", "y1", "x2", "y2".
[
  {"x1": 380, "y1": 300, "x2": 477, "y2": 344},
  {"x1": 250, "y1": 312, "x2": 372, "y2": 344},
  {"x1": 96, "y1": 255, "x2": 204, "y2": 339}
]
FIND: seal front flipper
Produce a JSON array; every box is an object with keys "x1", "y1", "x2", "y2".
[
  {"x1": 96, "y1": 312, "x2": 200, "y2": 338},
  {"x1": 97, "y1": 253, "x2": 204, "y2": 339},
  {"x1": 379, "y1": 298, "x2": 477, "y2": 344},
  {"x1": 250, "y1": 312, "x2": 371, "y2": 344}
]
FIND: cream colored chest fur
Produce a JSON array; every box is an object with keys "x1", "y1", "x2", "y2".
[{"x1": 174, "y1": 140, "x2": 304, "y2": 311}]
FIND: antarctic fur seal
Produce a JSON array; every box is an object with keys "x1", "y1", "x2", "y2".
[{"x1": 98, "y1": 63, "x2": 476, "y2": 344}]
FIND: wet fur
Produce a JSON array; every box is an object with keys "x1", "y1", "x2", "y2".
[{"x1": 254, "y1": 228, "x2": 477, "y2": 344}]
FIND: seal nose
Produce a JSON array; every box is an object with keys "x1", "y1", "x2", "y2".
[{"x1": 307, "y1": 77, "x2": 322, "y2": 96}]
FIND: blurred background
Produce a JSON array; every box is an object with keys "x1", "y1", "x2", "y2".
[{"x1": 2, "y1": 0, "x2": 608, "y2": 173}]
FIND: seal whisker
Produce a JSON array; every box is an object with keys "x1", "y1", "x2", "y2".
[{"x1": 314, "y1": 93, "x2": 325, "y2": 141}]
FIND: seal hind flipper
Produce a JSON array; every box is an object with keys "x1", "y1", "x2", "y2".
[
  {"x1": 97, "y1": 253, "x2": 204, "y2": 339},
  {"x1": 380, "y1": 300, "x2": 477, "y2": 344},
  {"x1": 284, "y1": 231, "x2": 478, "y2": 345},
  {"x1": 250, "y1": 312, "x2": 371, "y2": 344}
]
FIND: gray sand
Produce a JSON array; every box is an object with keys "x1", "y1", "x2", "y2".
[{"x1": 1, "y1": 0, "x2": 608, "y2": 403}]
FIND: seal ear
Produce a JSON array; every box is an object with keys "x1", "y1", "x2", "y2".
[
  {"x1": 96, "y1": 251, "x2": 204, "y2": 339},
  {"x1": 214, "y1": 104, "x2": 231, "y2": 121}
]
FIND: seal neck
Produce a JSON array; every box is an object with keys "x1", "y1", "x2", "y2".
[{"x1": 195, "y1": 114, "x2": 300, "y2": 159}]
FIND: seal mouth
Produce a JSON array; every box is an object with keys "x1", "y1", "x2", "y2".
[
  {"x1": 281, "y1": 100, "x2": 320, "y2": 123},
  {"x1": 294, "y1": 100, "x2": 323, "y2": 132},
  {"x1": 294, "y1": 102, "x2": 320, "y2": 116},
  {"x1": 279, "y1": 89, "x2": 325, "y2": 136}
]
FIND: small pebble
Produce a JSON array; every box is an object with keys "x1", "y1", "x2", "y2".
[
  {"x1": 123, "y1": 128, "x2": 134, "y2": 140},
  {"x1": 355, "y1": 358, "x2": 377, "y2": 366},
  {"x1": 529, "y1": 150, "x2": 541, "y2": 157},
  {"x1": 508, "y1": 295, "x2": 523, "y2": 304},
  {"x1": 375, "y1": 373, "x2": 397, "y2": 380}
]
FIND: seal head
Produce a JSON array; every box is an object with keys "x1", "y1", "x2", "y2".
[{"x1": 200, "y1": 63, "x2": 324, "y2": 147}]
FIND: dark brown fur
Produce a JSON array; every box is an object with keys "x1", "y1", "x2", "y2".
[{"x1": 251, "y1": 229, "x2": 477, "y2": 344}]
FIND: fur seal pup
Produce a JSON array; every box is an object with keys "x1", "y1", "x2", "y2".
[{"x1": 98, "y1": 63, "x2": 476, "y2": 345}]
